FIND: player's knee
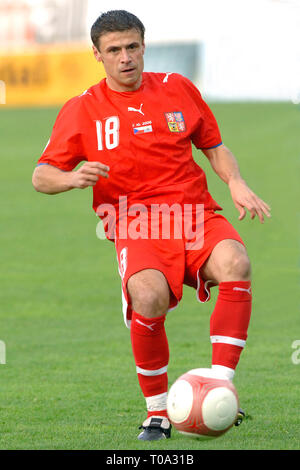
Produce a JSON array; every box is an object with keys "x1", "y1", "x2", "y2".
[
  {"x1": 224, "y1": 250, "x2": 251, "y2": 281},
  {"x1": 127, "y1": 271, "x2": 170, "y2": 318},
  {"x1": 135, "y1": 289, "x2": 169, "y2": 317}
]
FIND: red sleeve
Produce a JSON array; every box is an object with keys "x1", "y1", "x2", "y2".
[
  {"x1": 37, "y1": 97, "x2": 87, "y2": 171},
  {"x1": 180, "y1": 76, "x2": 222, "y2": 150}
]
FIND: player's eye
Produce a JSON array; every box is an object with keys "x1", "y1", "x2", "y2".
[
  {"x1": 108, "y1": 47, "x2": 120, "y2": 54},
  {"x1": 127, "y1": 43, "x2": 139, "y2": 50}
]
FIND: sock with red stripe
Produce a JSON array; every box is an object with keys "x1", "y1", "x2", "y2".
[
  {"x1": 210, "y1": 281, "x2": 252, "y2": 379},
  {"x1": 130, "y1": 310, "x2": 169, "y2": 419}
]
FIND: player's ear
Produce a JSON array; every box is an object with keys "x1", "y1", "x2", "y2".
[{"x1": 92, "y1": 45, "x2": 102, "y2": 63}]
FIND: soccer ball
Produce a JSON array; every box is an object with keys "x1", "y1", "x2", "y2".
[{"x1": 167, "y1": 368, "x2": 239, "y2": 439}]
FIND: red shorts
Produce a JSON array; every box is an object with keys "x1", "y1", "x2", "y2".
[{"x1": 115, "y1": 210, "x2": 244, "y2": 328}]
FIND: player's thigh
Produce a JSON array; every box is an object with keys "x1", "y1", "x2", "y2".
[
  {"x1": 184, "y1": 211, "x2": 246, "y2": 292},
  {"x1": 115, "y1": 235, "x2": 185, "y2": 318}
]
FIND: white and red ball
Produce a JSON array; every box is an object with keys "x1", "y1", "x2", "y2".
[{"x1": 167, "y1": 368, "x2": 239, "y2": 439}]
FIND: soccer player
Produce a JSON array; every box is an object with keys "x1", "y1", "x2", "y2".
[{"x1": 32, "y1": 10, "x2": 271, "y2": 441}]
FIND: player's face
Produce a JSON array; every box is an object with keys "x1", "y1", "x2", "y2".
[{"x1": 93, "y1": 29, "x2": 145, "y2": 92}]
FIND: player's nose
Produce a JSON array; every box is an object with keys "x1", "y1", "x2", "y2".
[{"x1": 120, "y1": 48, "x2": 131, "y2": 63}]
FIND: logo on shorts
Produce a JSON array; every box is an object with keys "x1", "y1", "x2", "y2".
[
  {"x1": 165, "y1": 111, "x2": 186, "y2": 133},
  {"x1": 119, "y1": 247, "x2": 128, "y2": 279}
]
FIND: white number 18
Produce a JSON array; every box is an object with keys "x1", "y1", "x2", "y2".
[{"x1": 96, "y1": 116, "x2": 120, "y2": 151}]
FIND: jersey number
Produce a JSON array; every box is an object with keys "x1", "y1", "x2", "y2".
[{"x1": 96, "y1": 117, "x2": 120, "y2": 151}]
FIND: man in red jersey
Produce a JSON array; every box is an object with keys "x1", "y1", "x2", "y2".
[{"x1": 32, "y1": 10, "x2": 271, "y2": 441}]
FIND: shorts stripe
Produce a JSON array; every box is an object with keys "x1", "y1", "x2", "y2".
[
  {"x1": 210, "y1": 335, "x2": 246, "y2": 348},
  {"x1": 136, "y1": 365, "x2": 168, "y2": 376}
]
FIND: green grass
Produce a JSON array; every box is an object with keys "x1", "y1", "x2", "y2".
[{"x1": 0, "y1": 103, "x2": 299, "y2": 450}]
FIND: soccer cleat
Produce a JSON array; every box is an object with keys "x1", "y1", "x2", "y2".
[
  {"x1": 235, "y1": 408, "x2": 245, "y2": 426},
  {"x1": 138, "y1": 416, "x2": 171, "y2": 441}
]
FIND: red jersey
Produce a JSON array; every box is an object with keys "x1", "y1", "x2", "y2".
[{"x1": 38, "y1": 72, "x2": 222, "y2": 213}]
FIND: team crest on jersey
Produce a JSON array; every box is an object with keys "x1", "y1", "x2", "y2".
[{"x1": 165, "y1": 111, "x2": 186, "y2": 133}]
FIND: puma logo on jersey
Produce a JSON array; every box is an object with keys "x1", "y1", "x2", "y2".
[
  {"x1": 128, "y1": 103, "x2": 144, "y2": 115},
  {"x1": 163, "y1": 72, "x2": 173, "y2": 83},
  {"x1": 136, "y1": 319, "x2": 156, "y2": 331},
  {"x1": 233, "y1": 286, "x2": 252, "y2": 295}
]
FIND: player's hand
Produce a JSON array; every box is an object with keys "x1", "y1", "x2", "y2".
[
  {"x1": 228, "y1": 178, "x2": 271, "y2": 223},
  {"x1": 70, "y1": 161, "x2": 110, "y2": 189}
]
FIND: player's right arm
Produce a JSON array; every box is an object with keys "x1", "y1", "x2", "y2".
[
  {"x1": 32, "y1": 96, "x2": 110, "y2": 195},
  {"x1": 32, "y1": 161, "x2": 110, "y2": 195}
]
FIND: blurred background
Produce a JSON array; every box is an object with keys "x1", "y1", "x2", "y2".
[
  {"x1": 0, "y1": 0, "x2": 299, "y2": 450},
  {"x1": 0, "y1": 0, "x2": 299, "y2": 106}
]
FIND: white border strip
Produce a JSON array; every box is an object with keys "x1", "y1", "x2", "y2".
[
  {"x1": 136, "y1": 365, "x2": 168, "y2": 376},
  {"x1": 196, "y1": 269, "x2": 213, "y2": 303},
  {"x1": 210, "y1": 335, "x2": 246, "y2": 348}
]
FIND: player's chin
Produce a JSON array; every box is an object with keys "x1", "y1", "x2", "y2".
[{"x1": 120, "y1": 74, "x2": 139, "y2": 86}]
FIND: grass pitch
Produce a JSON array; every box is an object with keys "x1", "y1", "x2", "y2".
[{"x1": 0, "y1": 103, "x2": 299, "y2": 450}]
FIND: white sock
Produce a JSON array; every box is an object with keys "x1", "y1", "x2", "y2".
[
  {"x1": 145, "y1": 392, "x2": 168, "y2": 412},
  {"x1": 211, "y1": 364, "x2": 235, "y2": 381}
]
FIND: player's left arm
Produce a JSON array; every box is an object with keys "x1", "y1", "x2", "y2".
[{"x1": 202, "y1": 144, "x2": 271, "y2": 223}]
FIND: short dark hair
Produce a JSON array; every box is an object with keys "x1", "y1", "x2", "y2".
[{"x1": 91, "y1": 10, "x2": 145, "y2": 50}]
